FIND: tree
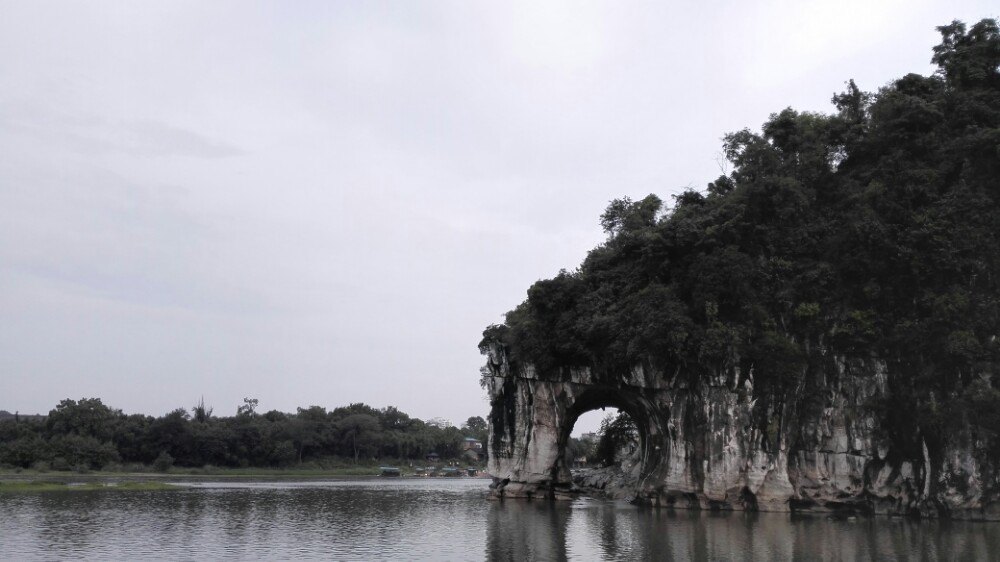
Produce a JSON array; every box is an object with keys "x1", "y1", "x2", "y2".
[
  {"x1": 594, "y1": 413, "x2": 638, "y2": 467},
  {"x1": 147, "y1": 409, "x2": 194, "y2": 465},
  {"x1": 380, "y1": 406, "x2": 413, "y2": 431},
  {"x1": 336, "y1": 414, "x2": 379, "y2": 464},
  {"x1": 284, "y1": 407, "x2": 329, "y2": 464},
  {"x1": 0, "y1": 434, "x2": 49, "y2": 468},
  {"x1": 49, "y1": 434, "x2": 119, "y2": 470},
  {"x1": 192, "y1": 396, "x2": 213, "y2": 423},
  {"x1": 931, "y1": 19, "x2": 1000, "y2": 88},
  {"x1": 46, "y1": 398, "x2": 117, "y2": 441},
  {"x1": 237, "y1": 397, "x2": 259, "y2": 418},
  {"x1": 461, "y1": 416, "x2": 488, "y2": 445},
  {"x1": 599, "y1": 195, "x2": 663, "y2": 237},
  {"x1": 153, "y1": 450, "x2": 175, "y2": 472}
]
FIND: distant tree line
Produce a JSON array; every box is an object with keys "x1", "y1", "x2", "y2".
[{"x1": 0, "y1": 397, "x2": 489, "y2": 471}]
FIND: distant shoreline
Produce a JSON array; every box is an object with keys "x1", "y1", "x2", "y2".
[{"x1": 0, "y1": 465, "x2": 490, "y2": 482}]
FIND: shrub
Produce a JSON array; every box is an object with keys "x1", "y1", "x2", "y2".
[{"x1": 153, "y1": 451, "x2": 175, "y2": 472}]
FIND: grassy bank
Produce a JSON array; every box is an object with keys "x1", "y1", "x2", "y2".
[
  {"x1": 167, "y1": 465, "x2": 383, "y2": 477},
  {"x1": 0, "y1": 480, "x2": 180, "y2": 493},
  {"x1": 0, "y1": 462, "x2": 482, "y2": 480}
]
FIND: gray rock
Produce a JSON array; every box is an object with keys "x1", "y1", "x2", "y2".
[{"x1": 482, "y1": 342, "x2": 1000, "y2": 519}]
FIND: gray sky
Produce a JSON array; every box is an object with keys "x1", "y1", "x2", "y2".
[{"x1": 1, "y1": 1, "x2": 995, "y2": 434}]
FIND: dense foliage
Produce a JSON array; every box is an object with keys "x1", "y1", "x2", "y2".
[
  {"x1": 0, "y1": 398, "x2": 488, "y2": 471},
  {"x1": 593, "y1": 413, "x2": 639, "y2": 467},
  {"x1": 482, "y1": 20, "x2": 1000, "y2": 458}
]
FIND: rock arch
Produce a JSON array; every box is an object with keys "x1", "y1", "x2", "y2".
[
  {"x1": 483, "y1": 344, "x2": 682, "y2": 502},
  {"x1": 481, "y1": 342, "x2": 994, "y2": 517},
  {"x1": 481, "y1": 341, "x2": 797, "y2": 508},
  {"x1": 556, "y1": 387, "x2": 664, "y2": 492}
]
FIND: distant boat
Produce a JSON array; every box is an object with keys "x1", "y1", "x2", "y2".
[{"x1": 379, "y1": 466, "x2": 401, "y2": 477}]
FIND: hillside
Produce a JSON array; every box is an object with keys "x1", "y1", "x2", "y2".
[{"x1": 482, "y1": 19, "x2": 1000, "y2": 464}]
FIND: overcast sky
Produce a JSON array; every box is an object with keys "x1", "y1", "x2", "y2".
[{"x1": 1, "y1": 1, "x2": 995, "y2": 433}]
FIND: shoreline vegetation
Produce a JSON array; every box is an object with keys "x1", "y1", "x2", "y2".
[
  {"x1": 0, "y1": 461, "x2": 480, "y2": 480},
  {"x1": 0, "y1": 398, "x2": 490, "y2": 474},
  {"x1": 0, "y1": 480, "x2": 181, "y2": 493},
  {"x1": 0, "y1": 463, "x2": 491, "y2": 493}
]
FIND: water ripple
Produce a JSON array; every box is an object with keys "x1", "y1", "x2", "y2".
[{"x1": 1, "y1": 479, "x2": 998, "y2": 560}]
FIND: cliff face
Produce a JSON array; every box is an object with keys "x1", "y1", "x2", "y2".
[{"x1": 483, "y1": 343, "x2": 1000, "y2": 520}]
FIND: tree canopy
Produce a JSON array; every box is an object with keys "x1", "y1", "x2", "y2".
[{"x1": 0, "y1": 397, "x2": 483, "y2": 471}]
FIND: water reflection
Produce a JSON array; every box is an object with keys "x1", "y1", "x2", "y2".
[
  {"x1": 0, "y1": 480, "x2": 492, "y2": 560},
  {"x1": 487, "y1": 500, "x2": 571, "y2": 561},
  {"x1": 2, "y1": 480, "x2": 1000, "y2": 560},
  {"x1": 487, "y1": 497, "x2": 1000, "y2": 561}
]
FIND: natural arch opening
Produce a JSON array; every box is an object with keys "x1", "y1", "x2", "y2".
[
  {"x1": 554, "y1": 388, "x2": 657, "y2": 498},
  {"x1": 569, "y1": 408, "x2": 640, "y2": 470}
]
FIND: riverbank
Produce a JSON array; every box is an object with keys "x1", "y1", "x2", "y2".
[
  {"x1": 0, "y1": 467, "x2": 376, "y2": 480},
  {"x1": 0, "y1": 480, "x2": 180, "y2": 493},
  {"x1": 0, "y1": 464, "x2": 488, "y2": 483}
]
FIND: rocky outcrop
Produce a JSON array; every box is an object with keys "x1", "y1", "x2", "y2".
[{"x1": 483, "y1": 343, "x2": 1000, "y2": 520}]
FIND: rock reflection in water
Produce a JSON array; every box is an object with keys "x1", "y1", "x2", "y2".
[
  {"x1": 486, "y1": 499, "x2": 572, "y2": 561},
  {"x1": 487, "y1": 497, "x2": 1000, "y2": 561}
]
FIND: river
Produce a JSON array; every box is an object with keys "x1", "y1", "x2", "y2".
[{"x1": 1, "y1": 478, "x2": 997, "y2": 560}]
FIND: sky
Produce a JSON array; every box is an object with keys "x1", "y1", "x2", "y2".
[{"x1": 1, "y1": 1, "x2": 996, "y2": 435}]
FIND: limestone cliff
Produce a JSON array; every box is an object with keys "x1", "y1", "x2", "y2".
[
  {"x1": 483, "y1": 343, "x2": 1000, "y2": 520},
  {"x1": 478, "y1": 21, "x2": 1000, "y2": 520}
]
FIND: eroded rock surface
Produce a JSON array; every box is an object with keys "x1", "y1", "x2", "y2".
[{"x1": 483, "y1": 343, "x2": 1000, "y2": 519}]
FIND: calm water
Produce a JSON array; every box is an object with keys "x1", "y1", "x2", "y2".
[{"x1": 1, "y1": 478, "x2": 998, "y2": 560}]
